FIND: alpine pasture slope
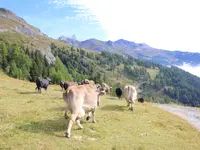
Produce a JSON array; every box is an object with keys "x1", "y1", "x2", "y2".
[{"x1": 0, "y1": 71, "x2": 200, "y2": 150}]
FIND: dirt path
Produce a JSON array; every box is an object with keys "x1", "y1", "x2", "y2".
[{"x1": 153, "y1": 104, "x2": 200, "y2": 132}]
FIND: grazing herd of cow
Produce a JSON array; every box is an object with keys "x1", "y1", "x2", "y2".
[{"x1": 35, "y1": 77, "x2": 144, "y2": 138}]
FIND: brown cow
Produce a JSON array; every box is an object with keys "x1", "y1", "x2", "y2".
[{"x1": 63, "y1": 82, "x2": 105, "y2": 138}]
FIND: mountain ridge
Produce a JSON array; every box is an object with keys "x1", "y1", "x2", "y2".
[
  {"x1": 1, "y1": 8, "x2": 200, "y2": 106},
  {"x1": 58, "y1": 35, "x2": 200, "y2": 66}
]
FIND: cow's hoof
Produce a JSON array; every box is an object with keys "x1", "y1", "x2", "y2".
[
  {"x1": 130, "y1": 107, "x2": 134, "y2": 111},
  {"x1": 92, "y1": 120, "x2": 96, "y2": 123},
  {"x1": 65, "y1": 132, "x2": 70, "y2": 138},
  {"x1": 86, "y1": 116, "x2": 90, "y2": 121}
]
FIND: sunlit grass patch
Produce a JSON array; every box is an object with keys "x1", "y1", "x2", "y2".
[{"x1": 0, "y1": 72, "x2": 200, "y2": 150}]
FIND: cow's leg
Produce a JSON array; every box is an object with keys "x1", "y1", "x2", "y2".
[
  {"x1": 75, "y1": 109, "x2": 84, "y2": 129},
  {"x1": 130, "y1": 101, "x2": 134, "y2": 111},
  {"x1": 86, "y1": 112, "x2": 91, "y2": 121},
  {"x1": 44, "y1": 87, "x2": 48, "y2": 92},
  {"x1": 38, "y1": 87, "x2": 41, "y2": 93},
  {"x1": 65, "y1": 114, "x2": 77, "y2": 138},
  {"x1": 64, "y1": 108, "x2": 69, "y2": 119},
  {"x1": 126, "y1": 100, "x2": 129, "y2": 107},
  {"x1": 64, "y1": 104, "x2": 69, "y2": 119},
  {"x1": 76, "y1": 119, "x2": 83, "y2": 129},
  {"x1": 91, "y1": 110, "x2": 96, "y2": 123}
]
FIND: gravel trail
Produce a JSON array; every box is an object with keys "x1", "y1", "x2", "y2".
[{"x1": 153, "y1": 104, "x2": 200, "y2": 131}]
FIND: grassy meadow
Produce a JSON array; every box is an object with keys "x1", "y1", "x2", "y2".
[{"x1": 0, "y1": 72, "x2": 200, "y2": 150}]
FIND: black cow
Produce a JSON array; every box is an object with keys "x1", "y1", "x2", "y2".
[
  {"x1": 138, "y1": 97, "x2": 144, "y2": 103},
  {"x1": 60, "y1": 81, "x2": 64, "y2": 90},
  {"x1": 35, "y1": 77, "x2": 51, "y2": 93},
  {"x1": 115, "y1": 87, "x2": 123, "y2": 100}
]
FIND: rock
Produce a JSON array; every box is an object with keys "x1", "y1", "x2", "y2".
[{"x1": 41, "y1": 47, "x2": 56, "y2": 65}]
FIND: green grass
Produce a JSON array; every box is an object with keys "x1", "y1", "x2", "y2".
[
  {"x1": 146, "y1": 68, "x2": 160, "y2": 79},
  {"x1": 0, "y1": 73, "x2": 200, "y2": 150}
]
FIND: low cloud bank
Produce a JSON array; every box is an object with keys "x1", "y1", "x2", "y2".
[{"x1": 177, "y1": 63, "x2": 200, "y2": 77}]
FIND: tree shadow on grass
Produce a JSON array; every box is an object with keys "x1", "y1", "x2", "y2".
[{"x1": 101, "y1": 104, "x2": 127, "y2": 111}]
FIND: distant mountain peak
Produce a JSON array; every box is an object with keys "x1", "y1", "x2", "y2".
[
  {"x1": 0, "y1": 8, "x2": 15, "y2": 15},
  {"x1": 71, "y1": 34, "x2": 76, "y2": 40},
  {"x1": 116, "y1": 39, "x2": 132, "y2": 42},
  {"x1": 58, "y1": 35, "x2": 68, "y2": 40},
  {"x1": 58, "y1": 35, "x2": 78, "y2": 41},
  {"x1": 58, "y1": 35, "x2": 200, "y2": 66}
]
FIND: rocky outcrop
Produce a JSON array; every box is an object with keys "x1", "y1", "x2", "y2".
[
  {"x1": 0, "y1": 8, "x2": 45, "y2": 37},
  {"x1": 11, "y1": 25, "x2": 45, "y2": 37},
  {"x1": 40, "y1": 47, "x2": 56, "y2": 65},
  {"x1": 0, "y1": 8, "x2": 26, "y2": 23}
]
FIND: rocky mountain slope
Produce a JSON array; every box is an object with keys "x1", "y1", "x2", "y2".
[
  {"x1": 1, "y1": 8, "x2": 200, "y2": 106},
  {"x1": 58, "y1": 36, "x2": 200, "y2": 66},
  {"x1": 0, "y1": 8, "x2": 70, "y2": 64}
]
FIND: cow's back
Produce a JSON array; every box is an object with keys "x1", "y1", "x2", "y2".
[
  {"x1": 124, "y1": 85, "x2": 137, "y2": 101},
  {"x1": 65, "y1": 88, "x2": 85, "y2": 114},
  {"x1": 64, "y1": 84, "x2": 98, "y2": 113}
]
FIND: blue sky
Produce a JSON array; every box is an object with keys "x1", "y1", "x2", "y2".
[
  {"x1": 1, "y1": 0, "x2": 106, "y2": 41},
  {"x1": 1, "y1": 0, "x2": 200, "y2": 53},
  {"x1": 1, "y1": 0, "x2": 200, "y2": 76}
]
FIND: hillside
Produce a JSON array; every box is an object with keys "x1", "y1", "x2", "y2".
[
  {"x1": 0, "y1": 72, "x2": 200, "y2": 150},
  {"x1": 0, "y1": 8, "x2": 70, "y2": 64},
  {"x1": 58, "y1": 36, "x2": 200, "y2": 66},
  {"x1": 1, "y1": 8, "x2": 200, "y2": 107}
]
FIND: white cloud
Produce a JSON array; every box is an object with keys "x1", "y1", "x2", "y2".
[
  {"x1": 48, "y1": 0, "x2": 68, "y2": 8},
  {"x1": 48, "y1": 0, "x2": 200, "y2": 52},
  {"x1": 177, "y1": 63, "x2": 200, "y2": 77}
]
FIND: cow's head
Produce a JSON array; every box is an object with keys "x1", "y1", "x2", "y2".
[
  {"x1": 96, "y1": 88, "x2": 106, "y2": 106},
  {"x1": 46, "y1": 77, "x2": 51, "y2": 83}
]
